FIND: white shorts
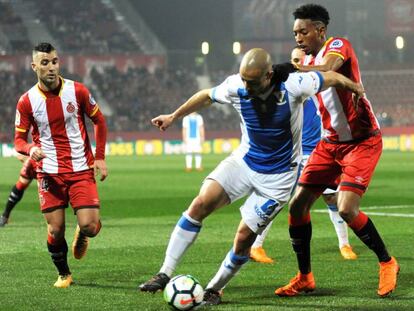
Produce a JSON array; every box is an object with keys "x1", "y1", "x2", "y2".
[
  {"x1": 301, "y1": 153, "x2": 337, "y2": 195},
  {"x1": 184, "y1": 139, "x2": 202, "y2": 153},
  {"x1": 206, "y1": 154, "x2": 298, "y2": 234}
]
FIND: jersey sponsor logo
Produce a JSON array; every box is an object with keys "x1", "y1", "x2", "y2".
[
  {"x1": 254, "y1": 200, "x2": 279, "y2": 221},
  {"x1": 329, "y1": 39, "x2": 343, "y2": 49},
  {"x1": 89, "y1": 93, "x2": 97, "y2": 105},
  {"x1": 66, "y1": 102, "x2": 76, "y2": 113},
  {"x1": 15, "y1": 110, "x2": 21, "y2": 126}
]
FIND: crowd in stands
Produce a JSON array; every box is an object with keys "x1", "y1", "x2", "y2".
[
  {"x1": 34, "y1": 0, "x2": 140, "y2": 54},
  {"x1": 91, "y1": 65, "x2": 240, "y2": 133},
  {"x1": 363, "y1": 70, "x2": 414, "y2": 129},
  {"x1": 1, "y1": 65, "x2": 413, "y2": 143},
  {"x1": 0, "y1": 2, "x2": 31, "y2": 53}
]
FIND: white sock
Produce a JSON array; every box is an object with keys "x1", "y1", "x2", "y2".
[
  {"x1": 206, "y1": 249, "x2": 249, "y2": 291},
  {"x1": 195, "y1": 154, "x2": 202, "y2": 169},
  {"x1": 160, "y1": 213, "x2": 201, "y2": 277},
  {"x1": 327, "y1": 204, "x2": 349, "y2": 248},
  {"x1": 252, "y1": 220, "x2": 273, "y2": 248},
  {"x1": 185, "y1": 154, "x2": 193, "y2": 169}
]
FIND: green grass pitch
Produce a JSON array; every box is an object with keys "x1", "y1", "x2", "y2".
[{"x1": 0, "y1": 152, "x2": 413, "y2": 310}]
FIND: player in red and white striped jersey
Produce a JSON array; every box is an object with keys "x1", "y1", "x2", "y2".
[
  {"x1": 14, "y1": 42, "x2": 108, "y2": 288},
  {"x1": 276, "y1": 4, "x2": 399, "y2": 298}
]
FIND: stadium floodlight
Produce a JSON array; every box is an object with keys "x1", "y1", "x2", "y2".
[
  {"x1": 233, "y1": 42, "x2": 241, "y2": 55},
  {"x1": 201, "y1": 42, "x2": 209, "y2": 55},
  {"x1": 395, "y1": 36, "x2": 404, "y2": 50}
]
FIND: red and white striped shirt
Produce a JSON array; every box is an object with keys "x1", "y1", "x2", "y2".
[
  {"x1": 15, "y1": 77, "x2": 106, "y2": 174},
  {"x1": 303, "y1": 37, "x2": 380, "y2": 142}
]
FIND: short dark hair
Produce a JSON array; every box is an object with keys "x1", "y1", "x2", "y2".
[
  {"x1": 293, "y1": 4, "x2": 330, "y2": 26},
  {"x1": 33, "y1": 42, "x2": 56, "y2": 54}
]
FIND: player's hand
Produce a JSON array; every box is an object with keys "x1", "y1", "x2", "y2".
[
  {"x1": 151, "y1": 114, "x2": 174, "y2": 131},
  {"x1": 29, "y1": 146, "x2": 46, "y2": 162},
  {"x1": 94, "y1": 159, "x2": 108, "y2": 181},
  {"x1": 352, "y1": 83, "x2": 365, "y2": 111},
  {"x1": 16, "y1": 153, "x2": 28, "y2": 163}
]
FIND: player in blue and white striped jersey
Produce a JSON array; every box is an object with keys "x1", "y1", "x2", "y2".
[
  {"x1": 250, "y1": 47, "x2": 357, "y2": 264},
  {"x1": 139, "y1": 48, "x2": 364, "y2": 305}
]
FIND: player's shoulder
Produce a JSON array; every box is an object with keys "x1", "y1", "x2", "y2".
[
  {"x1": 69, "y1": 79, "x2": 88, "y2": 92},
  {"x1": 221, "y1": 74, "x2": 244, "y2": 92},
  {"x1": 17, "y1": 87, "x2": 34, "y2": 105},
  {"x1": 327, "y1": 37, "x2": 353, "y2": 50},
  {"x1": 223, "y1": 73, "x2": 243, "y2": 86}
]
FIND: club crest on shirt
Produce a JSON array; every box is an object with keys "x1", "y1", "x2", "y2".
[
  {"x1": 15, "y1": 110, "x2": 21, "y2": 126},
  {"x1": 329, "y1": 39, "x2": 343, "y2": 49},
  {"x1": 66, "y1": 102, "x2": 76, "y2": 113},
  {"x1": 89, "y1": 93, "x2": 97, "y2": 105}
]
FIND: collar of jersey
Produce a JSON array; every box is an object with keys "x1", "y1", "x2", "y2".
[{"x1": 36, "y1": 76, "x2": 64, "y2": 99}]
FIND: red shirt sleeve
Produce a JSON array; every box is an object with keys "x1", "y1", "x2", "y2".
[
  {"x1": 14, "y1": 94, "x2": 35, "y2": 155},
  {"x1": 324, "y1": 37, "x2": 352, "y2": 62},
  {"x1": 75, "y1": 82, "x2": 107, "y2": 160}
]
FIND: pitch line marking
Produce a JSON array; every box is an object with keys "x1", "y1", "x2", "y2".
[{"x1": 314, "y1": 205, "x2": 414, "y2": 218}]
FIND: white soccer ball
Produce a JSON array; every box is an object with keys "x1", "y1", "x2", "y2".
[{"x1": 163, "y1": 274, "x2": 204, "y2": 310}]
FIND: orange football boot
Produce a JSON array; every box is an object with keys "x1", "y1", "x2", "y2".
[
  {"x1": 340, "y1": 245, "x2": 358, "y2": 260},
  {"x1": 250, "y1": 247, "x2": 274, "y2": 264},
  {"x1": 72, "y1": 225, "x2": 89, "y2": 259},
  {"x1": 275, "y1": 272, "x2": 315, "y2": 296},
  {"x1": 378, "y1": 256, "x2": 400, "y2": 297}
]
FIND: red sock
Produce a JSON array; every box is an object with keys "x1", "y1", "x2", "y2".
[
  {"x1": 16, "y1": 180, "x2": 29, "y2": 191},
  {"x1": 289, "y1": 213, "x2": 311, "y2": 227},
  {"x1": 348, "y1": 211, "x2": 368, "y2": 231}
]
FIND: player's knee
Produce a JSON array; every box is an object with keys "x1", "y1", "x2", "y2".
[
  {"x1": 48, "y1": 224, "x2": 65, "y2": 240},
  {"x1": 323, "y1": 193, "x2": 337, "y2": 205},
  {"x1": 289, "y1": 197, "x2": 307, "y2": 218},
  {"x1": 338, "y1": 209, "x2": 357, "y2": 223},
  {"x1": 80, "y1": 221, "x2": 101, "y2": 237},
  {"x1": 190, "y1": 195, "x2": 213, "y2": 216}
]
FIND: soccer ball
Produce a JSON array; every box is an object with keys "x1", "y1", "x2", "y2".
[{"x1": 163, "y1": 274, "x2": 204, "y2": 310}]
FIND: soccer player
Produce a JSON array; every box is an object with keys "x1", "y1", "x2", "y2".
[
  {"x1": 182, "y1": 112, "x2": 205, "y2": 171},
  {"x1": 14, "y1": 42, "x2": 108, "y2": 288},
  {"x1": 250, "y1": 47, "x2": 357, "y2": 263},
  {"x1": 138, "y1": 48, "x2": 364, "y2": 305},
  {"x1": 275, "y1": 4, "x2": 399, "y2": 298},
  {"x1": 0, "y1": 154, "x2": 36, "y2": 227}
]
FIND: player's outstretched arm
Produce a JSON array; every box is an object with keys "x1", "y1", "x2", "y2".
[
  {"x1": 320, "y1": 71, "x2": 365, "y2": 105},
  {"x1": 152, "y1": 89, "x2": 212, "y2": 131},
  {"x1": 296, "y1": 54, "x2": 344, "y2": 72}
]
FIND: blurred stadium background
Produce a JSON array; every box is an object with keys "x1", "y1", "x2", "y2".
[
  {"x1": 0, "y1": 0, "x2": 413, "y2": 155},
  {"x1": 1, "y1": 1, "x2": 413, "y2": 310}
]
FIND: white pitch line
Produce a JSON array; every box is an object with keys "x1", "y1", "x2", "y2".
[
  {"x1": 362, "y1": 205, "x2": 414, "y2": 210},
  {"x1": 313, "y1": 205, "x2": 414, "y2": 218},
  {"x1": 361, "y1": 212, "x2": 414, "y2": 218}
]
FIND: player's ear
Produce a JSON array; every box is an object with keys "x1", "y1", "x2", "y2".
[
  {"x1": 319, "y1": 25, "x2": 327, "y2": 39},
  {"x1": 267, "y1": 71, "x2": 273, "y2": 80},
  {"x1": 31, "y1": 62, "x2": 36, "y2": 72}
]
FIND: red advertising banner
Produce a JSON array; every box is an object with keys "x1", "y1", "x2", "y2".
[{"x1": 386, "y1": 0, "x2": 414, "y2": 34}]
